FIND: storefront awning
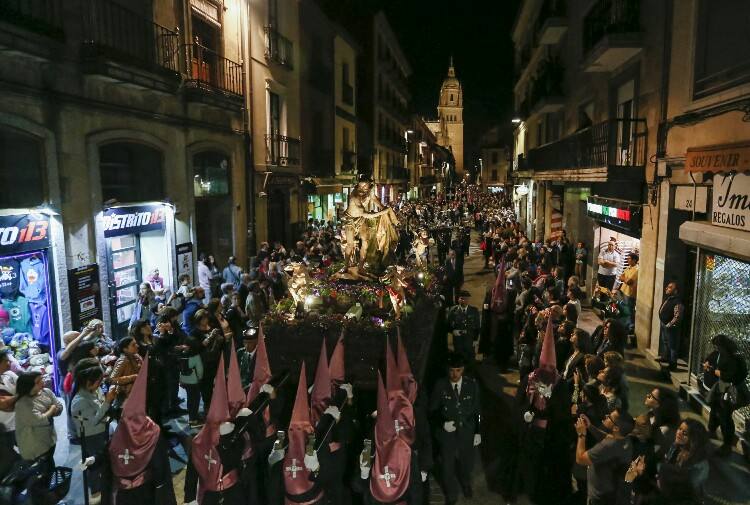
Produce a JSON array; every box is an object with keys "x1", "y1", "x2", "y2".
[
  {"x1": 685, "y1": 141, "x2": 750, "y2": 174},
  {"x1": 679, "y1": 220, "x2": 750, "y2": 262}
]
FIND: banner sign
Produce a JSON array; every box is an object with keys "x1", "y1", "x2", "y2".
[
  {"x1": 0, "y1": 214, "x2": 50, "y2": 255},
  {"x1": 686, "y1": 141, "x2": 750, "y2": 173},
  {"x1": 176, "y1": 242, "x2": 194, "y2": 285},
  {"x1": 103, "y1": 204, "x2": 167, "y2": 238},
  {"x1": 712, "y1": 172, "x2": 750, "y2": 232},
  {"x1": 68, "y1": 264, "x2": 102, "y2": 330}
]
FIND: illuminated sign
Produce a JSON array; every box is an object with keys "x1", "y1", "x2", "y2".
[
  {"x1": 0, "y1": 214, "x2": 51, "y2": 254},
  {"x1": 586, "y1": 197, "x2": 642, "y2": 235},
  {"x1": 103, "y1": 204, "x2": 168, "y2": 238}
]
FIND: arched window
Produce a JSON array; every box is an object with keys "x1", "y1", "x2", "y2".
[
  {"x1": 0, "y1": 127, "x2": 45, "y2": 207},
  {"x1": 450, "y1": 93, "x2": 454, "y2": 102},
  {"x1": 100, "y1": 142, "x2": 164, "y2": 202}
]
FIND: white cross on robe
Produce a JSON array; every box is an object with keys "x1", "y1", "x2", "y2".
[
  {"x1": 379, "y1": 466, "x2": 396, "y2": 488},
  {"x1": 205, "y1": 450, "x2": 217, "y2": 470},
  {"x1": 118, "y1": 449, "x2": 134, "y2": 465},
  {"x1": 286, "y1": 458, "x2": 303, "y2": 479}
]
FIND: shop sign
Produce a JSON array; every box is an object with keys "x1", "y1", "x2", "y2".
[
  {"x1": 176, "y1": 242, "x2": 194, "y2": 285},
  {"x1": 712, "y1": 172, "x2": 750, "y2": 232},
  {"x1": 103, "y1": 204, "x2": 167, "y2": 238},
  {"x1": 68, "y1": 264, "x2": 102, "y2": 331},
  {"x1": 686, "y1": 142, "x2": 750, "y2": 173},
  {"x1": 0, "y1": 214, "x2": 50, "y2": 255},
  {"x1": 674, "y1": 186, "x2": 708, "y2": 213},
  {"x1": 586, "y1": 196, "x2": 642, "y2": 234}
]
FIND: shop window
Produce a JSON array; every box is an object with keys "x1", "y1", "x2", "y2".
[
  {"x1": 694, "y1": 0, "x2": 750, "y2": 99},
  {"x1": 691, "y1": 252, "x2": 750, "y2": 417},
  {"x1": 100, "y1": 142, "x2": 164, "y2": 203},
  {"x1": 0, "y1": 127, "x2": 45, "y2": 207},
  {"x1": 193, "y1": 151, "x2": 230, "y2": 197}
]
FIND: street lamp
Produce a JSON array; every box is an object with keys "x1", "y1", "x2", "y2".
[{"x1": 511, "y1": 117, "x2": 522, "y2": 124}]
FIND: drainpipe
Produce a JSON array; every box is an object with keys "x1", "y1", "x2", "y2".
[{"x1": 241, "y1": 0, "x2": 257, "y2": 258}]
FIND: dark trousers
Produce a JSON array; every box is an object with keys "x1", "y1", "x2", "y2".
[
  {"x1": 588, "y1": 495, "x2": 615, "y2": 505},
  {"x1": 166, "y1": 363, "x2": 180, "y2": 410},
  {"x1": 27, "y1": 446, "x2": 55, "y2": 505},
  {"x1": 709, "y1": 395, "x2": 736, "y2": 444},
  {"x1": 597, "y1": 273, "x2": 616, "y2": 290},
  {"x1": 438, "y1": 431, "x2": 474, "y2": 501},
  {"x1": 660, "y1": 323, "x2": 680, "y2": 366},
  {"x1": 183, "y1": 383, "x2": 201, "y2": 421},
  {"x1": 493, "y1": 318, "x2": 514, "y2": 369},
  {"x1": 82, "y1": 432, "x2": 108, "y2": 494},
  {"x1": 452, "y1": 331, "x2": 475, "y2": 363}
]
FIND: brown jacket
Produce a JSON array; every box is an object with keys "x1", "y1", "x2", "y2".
[{"x1": 109, "y1": 354, "x2": 142, "y2": 397}]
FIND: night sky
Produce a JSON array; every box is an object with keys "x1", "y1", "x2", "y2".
[{"x1": 318, "y1": 0, "x2": 520, "y2": 166}]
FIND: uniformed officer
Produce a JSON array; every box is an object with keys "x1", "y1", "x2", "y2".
[
  {"x1": 429, "y1": 353, "x2": 481, "y2": 505},
  {"x1": 446, "y1": 291, "x2": 480, "y2": 363}
]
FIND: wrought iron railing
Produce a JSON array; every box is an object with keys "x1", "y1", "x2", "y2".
[
  {"x1": 0, "y1": 0, "x2": 64, "y2": 38},
  {"x1": 264, "y1": 26, "x2": 293, "y2": 68},
  {"x1": 583, "y1": 0, "x2": 640, "y2": 56},
  {"x1": 184, "y1": 42, "x2": 243, "y2": 96},
  {"x1": 82, "y1": 0, "x2": 178, "y2": 73},
  {"x1": 265, "y1": 133, "x2": 301, "y2": 167},
  {"x1": 526, "y1": 118, "x2": 646, "y2": 171}
]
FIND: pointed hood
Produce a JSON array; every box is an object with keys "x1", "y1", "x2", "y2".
[
  {"x1": 386, "y1": 337, "x2": 416, "y2": 445},
  {"x1": 328, "y1": 331, "x2": 345, "y2": 385},
  {"x1": 310, "y1": 339, "x2": 332, "y2": 426},
  {"x1": 227, "y1": 344, "x2": 246, "y2": 417},
  {"x1": 371, "y1": 371, "x2": 411, "y2": 502},
  {"x1": 247, "y1": 324, "x2": 272, "y2": 404},
  {"x1": 396, "y1": 329, "x2": 417, "y2": 403},
  {"x1": 491, "y1": 261, "x2": 507, "y2": 313},
  {"x1": 109, "y1": 354, "x2": 160, "y2": 478},
  {"x1": 283, "y1": 362, "x2": 321, "y2": 500},
  {"x1": 191, "y1": 355, "x2": 234, "y2": 488},
  {"x1": 538, "y1": 316, "x2": 557, "y2": 373}
]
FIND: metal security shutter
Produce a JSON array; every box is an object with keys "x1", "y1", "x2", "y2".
[{"x1": 691, "y1": 252, "x2": 750, "y2": 419}]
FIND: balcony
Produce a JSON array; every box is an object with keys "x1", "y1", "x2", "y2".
[
  {"x1": 81, "y1": 0, "x2": 179, "y2": 90},
  {"x1": 535, "y1": 0, "x2": 567, "y2": 45},
  {"x1": 582, "y1": 0, "x2": 642, "y2": 72},
  {"x1": 184, "y1": 43, "x2": 243, "y2": 102},
  {"x1": 388, "y1": 166, "x2": 408, "y2": 181},
  {"x1": 266, "y1": 134, "x2": 301, "y2": 168},
  {"x1": 341, "y1": 149, "x2": 356, "y2": 173},
  {"x1": 0, "y1": 0, "x2": 64, "y2": 41},
  {"x1": 528, "y1": 59, "x2": 565, "y2": 116},
  {"x1": 265, "y1": 26, "x2": 293, "y2": 69},
  {"x1": 342, "y1": 82, "x2": 354, "y2": 106},
  {"x1": 526, "y1": 118, "x2": 646, "y2": 182}
]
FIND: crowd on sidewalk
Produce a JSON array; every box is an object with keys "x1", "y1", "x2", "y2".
[
  {"x1": 0, "y1": 188, "x2": 747, "y2": 505},
  {"x1": 465, "y1": 198, "x2": 749, "y2": 505}
]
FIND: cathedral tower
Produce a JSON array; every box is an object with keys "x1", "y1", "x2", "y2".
[{"x1": 436, "y1": 57, "x2": 464, "y2": 174}]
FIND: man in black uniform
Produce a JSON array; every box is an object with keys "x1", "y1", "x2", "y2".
[
  {"x1": 446, "y1": 291, "x2": 480, "y2": 363},
  {"x1": 429, "y1": 353, "x2": 481, "y2": 505}
]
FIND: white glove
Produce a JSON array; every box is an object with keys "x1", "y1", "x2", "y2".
[
  {"x1": 473, "y1": 434, "x2": 482, "y2": 446},
  {"x1": 184, "y1": 501, "x2": 199, "y2": 505},
  {"x1": 261, "y1": 383, "x2": 275, "y2": 395},
  {"x1": 324, "y1": 406, "x2": 342, "y2": 422},
  {"x1": 339, "y1": 383, "x2": 354, "y2": 399},
  {"x1": 78, "y1": 456, "x2": 95, "y2": 471},
  {"x1": 304, "y1": 453, "x2": 320, "y2": 472},
  {"x1": 268, "y1": 448, "x2": 285, "y2": 465},
  {"x1": 421, "y1": 471, "x2": 428, "y2": 482},
  {"x1": 443, "y1": 421, "x2": 456, "y2": 433},
  {"x1": 237, "y1": 407, "x2": 252, "y2": 417},
  {"x1": 370, "y1": 410, "x2": 378, "y2": 418}
]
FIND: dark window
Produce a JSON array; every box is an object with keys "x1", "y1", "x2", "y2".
[
  {"x1": 100, "y1": 142, "x2": 164, "y2": 203},
  {"x1": 491, "y1": 169, "x2": 498, "y2": 181},
  {"x1": 492, "y1": 151, "x2": 499, "y2": 164},
  {"x1": 450, "y1": 93, "x2": 454, "y2": 102},
  {"x1": 0, "y1": 127, "x2": 45, "y2": 207},
  {"x1": 342, "y1": 62, "x2": 350, "y2": 85},
  {"x1": 694, "y1": 0, "x2": 750, "y2": 99},
  {"x1": 193, "y1": 151, "x2": 230, "y2": 197},
  {"x1": 269, "y1": 91, "x2": 281, "y2": 134}
]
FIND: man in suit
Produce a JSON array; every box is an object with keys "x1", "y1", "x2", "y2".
[
  {"x1": 429, "y1": 353, "x2": 481, "y2": 505},
  {"x1": 446, "y1": 291, "x2": 480, "y2": 364},
  {"x1": 443, "y1": 249, "x2": 462, "y2": 306}
]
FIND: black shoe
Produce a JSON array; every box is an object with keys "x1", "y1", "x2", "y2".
[{"x1": 462, "y1": 485, "x2": 473, "y2": 498}]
